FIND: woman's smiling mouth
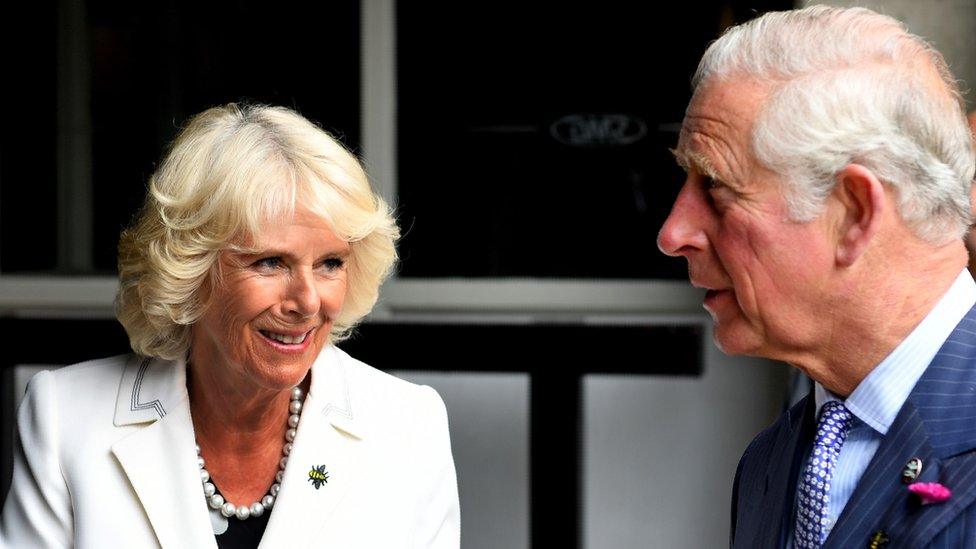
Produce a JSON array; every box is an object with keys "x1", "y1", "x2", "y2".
[{"x1": 259, "y1": 328, "x2": 313, "y2": 346}]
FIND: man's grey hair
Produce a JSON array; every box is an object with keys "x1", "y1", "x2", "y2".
[{"x1": 693, "y1": 5, "x2": 975, "y2": 243}]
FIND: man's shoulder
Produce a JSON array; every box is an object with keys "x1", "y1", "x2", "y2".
[{"x1": 738, "y1": 397, "x2": 807, "y2": 472}]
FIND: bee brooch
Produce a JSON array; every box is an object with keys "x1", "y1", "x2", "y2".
[{"x1": 308, "y1": 464, "x2": 329, "y2": 489}]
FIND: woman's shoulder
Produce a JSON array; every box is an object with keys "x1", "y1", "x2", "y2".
[
  {"x1": 25, "y1": 354, "x2": 133, "y2": 397},
  {"x1": 16, "y1": 355, "x2": 153, "y2": 457},
  {"x1": 22, "y1": 354, "x2": 181, "y2": 421},
  {"x1": 324, "y1": 346, "x2": 447, "y2": 422}
]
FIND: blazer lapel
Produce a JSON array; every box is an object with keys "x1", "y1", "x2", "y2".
[
  {"x1": 824, "y1": 401, "x2": 931, "y2": 547},
  {"x1": 826, "y1": 309, "x2": 976, "y2": 548},
  {"x1": 884, "y1": 451, "x2": 976, "y2": 546},
  {"x1": 760, "y1": 396, "x2": 816, "y2": 549},
  {"x1": 111, "y1": 356, "x2": 216, "y2": 549},
  {"x1": 260, "y1": 346, "x2": 365, "y2": 547}
]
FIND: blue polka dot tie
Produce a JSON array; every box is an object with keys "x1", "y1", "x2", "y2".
[{"x1": 794, "y1": 401, "x2": 853, "y2": 548}]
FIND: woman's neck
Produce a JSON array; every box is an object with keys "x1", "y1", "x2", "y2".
[{"x1": 186, "y1": 356, "x2": 305, "y2": 504}]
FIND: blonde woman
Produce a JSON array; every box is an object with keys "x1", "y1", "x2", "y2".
[{"x1": 0, "y1": 104, "x2": 460, "y2": 548}]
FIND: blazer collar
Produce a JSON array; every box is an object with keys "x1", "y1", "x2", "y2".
[
  {"x1": 110, "y1": 356, "x2": 216, "y2": 549},
  {"x1": 112, "y1": 347, "x2": 366, "y2": 436},
  {"x1": 114, "y1": 355, "x2": 188, "y2": 426},
  {"x1": 109, "y1": 346, "x2": 367, "y2": 548},
  {"x1": 826, "y1": 305, "x2": 976, "y2": 548},
  {"x1": 760, "y1": 395, "x2": 816, "y2": 549},
  {"x1": 305, "y1": 345, "x2": 365, "y2": 440},
  {"x1": 260, "y1": 345, "x2": 365, "y2": 546}
]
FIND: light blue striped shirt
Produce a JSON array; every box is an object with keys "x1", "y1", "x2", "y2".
[{"x1": 791, "y1": 269, "x2": 976, "y2": 542}]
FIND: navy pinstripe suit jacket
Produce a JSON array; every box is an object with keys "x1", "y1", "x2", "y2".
[{"x1": 731, "y1": 305, "x2": 976, "y2": 548}]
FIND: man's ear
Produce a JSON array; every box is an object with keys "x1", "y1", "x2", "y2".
[{"x1": 833, "y1": 164, "x2": 885, "y2": 267}]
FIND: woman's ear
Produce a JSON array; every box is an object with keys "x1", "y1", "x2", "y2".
[{"x1": 833, "y1": 164, "x2": 886, "y2": 267}]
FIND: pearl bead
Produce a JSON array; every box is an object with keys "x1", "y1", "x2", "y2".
[
  {"x1": 195, "y1": 385, "x2": 302, "y2": 521},
  {"x1": 209, "y1": 494, "x2": 224, "y2": 509}
]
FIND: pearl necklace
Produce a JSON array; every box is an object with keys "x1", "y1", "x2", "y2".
[{"x1": 196, "y1": 386, "x2": 305, "y2": 521}]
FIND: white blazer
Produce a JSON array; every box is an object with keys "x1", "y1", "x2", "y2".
[{"x1": 0, "y1": 346, "x2": 460, "y2": 548}]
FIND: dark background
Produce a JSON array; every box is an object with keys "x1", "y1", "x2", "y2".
[
  {"x1": 0, "y1": 2, "x2": 790, "y2": 547},
  {"x1": 1, "y1": 0, "x2": 789, "y2": 278}
]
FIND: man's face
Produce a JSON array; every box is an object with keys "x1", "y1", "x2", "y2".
[{"x1": 658, "y1": 79, "x2": 838, "y2": 359}]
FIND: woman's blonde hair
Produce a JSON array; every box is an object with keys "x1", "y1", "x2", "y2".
[{"x1": 116, "y1": 104, "x2": 399, "y2": 360}]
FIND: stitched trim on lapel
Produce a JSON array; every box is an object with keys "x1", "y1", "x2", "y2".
[
  {"x1": 130, "y1": 357, "x2": 166, "y2": 417},
  {"x1": 114, "y1": 355, "x2": 185, "y2": 427},
  {"x1": 112, "y1": 397, "x2": 218, "y2": 549},
  {"x1": 311, "y1": 346, "x2": 364, "y2": 439}
]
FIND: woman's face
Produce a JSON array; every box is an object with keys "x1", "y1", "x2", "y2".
[{"x1": 190, "y1": 207, "x2": 350, "y2": 393}]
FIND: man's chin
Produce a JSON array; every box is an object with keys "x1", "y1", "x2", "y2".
[{"x1": 711, "y1": 322, "x2": 763, "y2": 357}]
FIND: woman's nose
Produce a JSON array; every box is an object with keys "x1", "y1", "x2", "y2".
[{"x1": 285, "y1": 270, "x2": 320, "y2": 318}]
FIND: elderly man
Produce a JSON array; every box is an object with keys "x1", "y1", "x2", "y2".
[
  {"x1": 658, "y1": 6, "x2": 976, "y2": 549},
  {"x1": 968, "y1": 112, "x2": 976, "y2": 275}
]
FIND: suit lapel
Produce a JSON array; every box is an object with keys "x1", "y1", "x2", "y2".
[
  {"x1": 760, "y1": 396, "x2": 816, "y2": 548},
  {"x1": 824, "y1": 400, "x2": 931, "y2": 547},
  {"x1": 884, "y1": 451, "x2": 976, "y2": 546},
  {"x1": 260, "y1": 346, "x2": 365, "y2": 547},
  {"x1": 111, "y1": 357, "x2": 216, "y2": 549},
  {"x1": 826, "y1": 309, "x2": 976, "y2": 548}
]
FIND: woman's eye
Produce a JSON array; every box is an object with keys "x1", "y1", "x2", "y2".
[
  {"x1": 254, "y1": 257, "x2": 282, "y2": 269},
  {"x1": 321, "y1": 257, "x2": 346, "y2": 272}
]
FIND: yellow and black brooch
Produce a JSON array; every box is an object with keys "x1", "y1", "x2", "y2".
[{"x1": 308, "y1": 464, "x2": 329, "y2": 489}]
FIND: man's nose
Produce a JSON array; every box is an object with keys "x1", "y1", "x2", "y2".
[{"x1": 657, "y1": 180, "x2": 709, "y2": 258}]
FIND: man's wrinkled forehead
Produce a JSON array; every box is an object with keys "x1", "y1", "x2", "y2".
[{"x1": 673, "y1": 77, "x2": 770, "y2": 179}]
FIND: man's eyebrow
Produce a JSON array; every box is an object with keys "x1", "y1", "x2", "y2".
[{"x1": 670, "y1": 147, "x2": 720, "y2": 181}]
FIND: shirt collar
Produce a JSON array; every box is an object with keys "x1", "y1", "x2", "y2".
[{"x1": 815, "y1": 269, "x2": 976, "y2": 435}]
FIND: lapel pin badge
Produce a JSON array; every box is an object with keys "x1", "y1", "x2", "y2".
[
  {"x1": 907, "y1": 481, "x2": 951, "y2": 505},
  {"x1": 901, "y1": 457, "x2": 922, "y2": 484},
  {"x1": 867, "y1": 529, "x2": 889, "y2": 548},
  {"x1": 308, "y1": 464, "x2": 330, "y2": 489}
]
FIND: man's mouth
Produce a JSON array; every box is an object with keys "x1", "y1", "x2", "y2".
[
  {"x1": 703, "y1": 289, "x2": 732, "y2": 309},
  {"x1": 259, "y1": 329, "x2": 312, "y2": 345}
]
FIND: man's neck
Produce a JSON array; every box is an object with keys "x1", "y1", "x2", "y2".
[{"x1": 792, "y1": 240, "x2": 968, "y2": 397}]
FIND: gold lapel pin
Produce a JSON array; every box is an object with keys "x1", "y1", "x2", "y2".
[{"x1": 868, "y1": 529, "x2": 889, "y2": 548}]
